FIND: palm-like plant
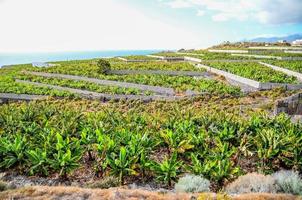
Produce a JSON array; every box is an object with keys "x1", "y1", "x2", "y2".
[{"x1": 152, "y1": 153, "x2": 182, "y2": 187}]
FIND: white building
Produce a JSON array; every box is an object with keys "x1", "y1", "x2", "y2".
[
  {"x1": 292, "y1": 39, "x2": 302, "y2": 46},
  {"x1": 32, "y1": 62, "x2": 56, "y2": 67}
]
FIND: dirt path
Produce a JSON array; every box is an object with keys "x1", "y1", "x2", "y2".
[{"x1": 0, "y1": 186, "x2": 300, "y2": 200}]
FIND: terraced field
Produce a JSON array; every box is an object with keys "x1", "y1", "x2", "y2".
[
  {"x1": 0, "y1": 60, "x2": 242, "y2": 97},
  {"x1": 111, "y1": 61, "x2": 204, "y2": 71},
  {"x1": 120, "y1": 55, "x2": 159, "y2": 61},
  {"x1": 0, "y1": 66, "x2": 75, "y2": 97},
  {"x1": 267, "y1": 61, "x2": 302, "y2": 73},
  {"x1": 28, "y1": 61, "x2": 240, "y2": 95},
  {"x1": 1, "y1": 48, "x2": 302, "y2": 198},
  {"x1": 203, "y1": 61, "x2": 299, "y2": 84}
]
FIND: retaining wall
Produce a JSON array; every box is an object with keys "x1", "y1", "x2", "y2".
[
  {"x1": 146, "y1": 55, "x2": 165, "y2": 60},
  {"x1": 165, "y1": 57, "x2": 185, "y2": 62},
  {"x1": 108, "y1": 69, "x2": 207, "y2": 77},
  {"x1": 176, "y1": 52, "x2": 204, "y2": 56},
  {"x1": 116, "y1": 57, "x2": 160, "y2": 63},
  {"x1": 280, "y1": 57, "x2": 302, "y2": 61},
  {"x1": 14, "y1": 80, "x2": 204, "y2": 102},
  {"x1": 232, "y1": 54, "x2": 302, "y2": 61},
  {"x1": 0, "y1": 93, "x2": 47, "y2": 104},
  {"x1": 259, "y1": 62, "x2": 302, "y2": 82},
  {"x1": 231, "y1": 54, "x2": 281, "y2": 60},
  {"x1": 184, "y1": 56, "x2": 202, "y2": 63},
  {"x1": 116, "y1": 57, "x2": 128, "y2": 61},
  {"x1": 197, "y1": 64, "x2": 302, "y2": 91},
  {"x1": 196, "y1": 64, "x2": 260, "y2": 89},
  {"x1": 248, "y1": 47, "x2": 302, "y2": 50},
  {"x1": 284, "y1": 51, "x2": 302, "y2": 54},
  {"x1": 208, "y1": 50, "x2": 248, "y2": 53},
  {"x1": 275, "y1": 92, "x2": 302, "y2": 115},
  {"x1": 23, "y1": 71, "x2": 175, "y2": 96}
]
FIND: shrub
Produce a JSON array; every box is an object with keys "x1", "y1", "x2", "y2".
[
  {"x1": 97, "y1": 59, "x2": 111, "y2": 74},
  {"x1": 225, "y1": 173, "x2": 276, "y2": 194},
  {"x1": 272, "y1": 170, "x2": 302, "y2": 195},
  {"x1": 175, "y1": 174, "x2": 210, "y2": 193},
  {"x1": 87, "y1": 176, "x2": 119, "y2": 189},
  {"x1": 0, "y1": 181, "x2": 8, "y2": 192}
]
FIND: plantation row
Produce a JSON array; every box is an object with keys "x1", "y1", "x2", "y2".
[
  {"x1": 0, "y1": 67, "x2": 74, "y2": 97},
  {"x1": 267, "y1": 61, "x2": 302, "y2": 73},
  {"x1": 0, "y1": 100, "x2": 301, "y2": 188},
  {"x1": 203, "y1": 61, "x2": 299, "y2": 84},
  {"x1": 31, "y1": 61, "x2": 241, "y2": 95},
  {"x1": 120, "y1": 55, "x2": 159, "y2": 61},
  {"x1": 17, "y1": 74, "x2": 148, "y2": 95},
  {"x1": 0, "y1": 61, "x2": 242, "y2": 96},
  {"x1": 153, "y1": 50, "x2": 302, "y2": 61}
]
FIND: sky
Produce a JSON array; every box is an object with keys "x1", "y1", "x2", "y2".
[{"x1": 0, "y1": 0, "x2": 301, "y2": 52}]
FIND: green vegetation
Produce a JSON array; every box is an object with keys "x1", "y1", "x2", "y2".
[
  {"x1": 120, "y1": 55, "x2": 159, "y2": 61},
  {"x1": 17, "y1": 74, "x2": 146, "y2": 95},
  {"x1": 0, "y1": 66, "x2": 74, "y2": 97},
  {"x1": 111, "y1": 61, "x2": 204, "y2": 71},
  {"x1": 0, "y1": 98, "x2": 301, "y2": 188},
  {"x1": 32, "y1": 61, "x2": 240, "y2": 95},
  {"x1": 97, "y1": 59, "x2": 111, "y2": 74},
  {"x1": 204, "y1": 61, "x2": 298, "y2": 83},
  {"x1": 267, "y1": 61, "x2": 302, "y2": 73}
]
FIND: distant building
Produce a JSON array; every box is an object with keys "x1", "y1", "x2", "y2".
[
  {"x1": 278, "y1": 40, "x2": 287, "y2": 43},
  {"x1": 292, "y1": 39, "x2": 302, "y2": 46},
  {"x1": 32, "y1": 62, "x2": 56, "y2": 67}
]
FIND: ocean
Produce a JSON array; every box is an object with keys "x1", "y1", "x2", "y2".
[{"x1": 0, "y1": 50, "x2": 161, "y2": 67}]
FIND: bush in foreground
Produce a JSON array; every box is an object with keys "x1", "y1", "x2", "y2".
[
  {"x1": 175, "y1": 174, "x2": 210, "y2": 193},
  {"x1": 225, "y1": 173, "x2": 276, "y2": 194},
  {"x1": 0, "y1": 181, "x2": 9, "y2": 192},
  {"x1": 273, "y1": 170, "x2": 302, "y2": 195},
  {"x1": 97, "y1": 59, "x2": 111, "y2": 74},
  {"x1": 87, "y1": 176, "x2": 119, "y2": 189}
]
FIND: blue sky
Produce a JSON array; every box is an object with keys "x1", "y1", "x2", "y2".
[
  {"x1": 128, "y1": 0, "x2": 302, "y2": 43},
  {"x1": 0, "y1": 0, "x2": 301, "y2": 52}
]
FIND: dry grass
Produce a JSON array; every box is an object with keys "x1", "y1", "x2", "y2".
[
  {"x1": 0, "y1": 186, "x2": 301, "y2": 200},
  {"x1": 225, "y1": 173, "x2": 276, "y2": 194}
]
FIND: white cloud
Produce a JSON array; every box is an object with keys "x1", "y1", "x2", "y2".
[
  {"x1": 196, "y1": 10, "x2": 205, "y2": 16},
  {"x1": 0, "y1": 0, "x2": 200, "y2": 52},
  {"x1": 163, "y1": 0, "x2": 302, "y2": 24},
  {"x1": 165, "y1": 0, "x2": 192, "y2": 8}
]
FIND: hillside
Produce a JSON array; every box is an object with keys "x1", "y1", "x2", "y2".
[{"x1": 0, "y1": 49, "x2": 302, "y2": 199}]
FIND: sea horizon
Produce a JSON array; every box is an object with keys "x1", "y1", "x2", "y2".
[{"x1": 0, "y1": 49, "x2": 162, "y2": 67}]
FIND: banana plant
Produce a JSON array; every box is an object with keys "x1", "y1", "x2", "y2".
[
  {"x1": 152, "y1": 153, "x2": 182, "y2": 187},
  {"x1": 26, "y1": 148, "x2": 50, "y2": 176},
  {"x1": 80, "y1": 128, "x2": 97, "y2": 161},
  {"x1": 254, "y1": 129, "x2": 284, "y2": 172},
  {"x1": 0, "y1": 134, "x2": 27, "y2": 170},
  {"x1": 107, "y1": 147, "x2": 138, "y2": 185},
  {"x1": 49, "y1": 133, "x2": 83, "y2": 179},
  {"x1": 160, "y1": 130, "x2": 194, "y2": 154},
  {"x1": 95, "y1": 129, "x2": 116, "y2": 176}
]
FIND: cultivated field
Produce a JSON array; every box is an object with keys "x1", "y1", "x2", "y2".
[{"x1": 1, "y1": 46, "x2": 302, "y2": 198}]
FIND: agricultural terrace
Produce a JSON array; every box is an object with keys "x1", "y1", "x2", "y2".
[
  {"x1": 110, "y1": 61, "x2": 204, "y2": 71},
  {"x1": 26, "y1": 60, "x2": 240, "y2": 95},
  {"x1": 1, "y1": 48, "x2": 302, "y2": 196},
  {"x1": 0, "y1": 65, "x2": 74, "y2": 97},
  {"x1": 120, "y1": 55, "x2": 160, "y2": 61},
  {"x1": 249, "y1": 51, "x2": 302, "y2": 57},
  {"x1": 203, "y1": 61, "x2": 299, "y2": 84},
  {"x1": 267, "y1": 61, "x2": 302, "y2": 73}
]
